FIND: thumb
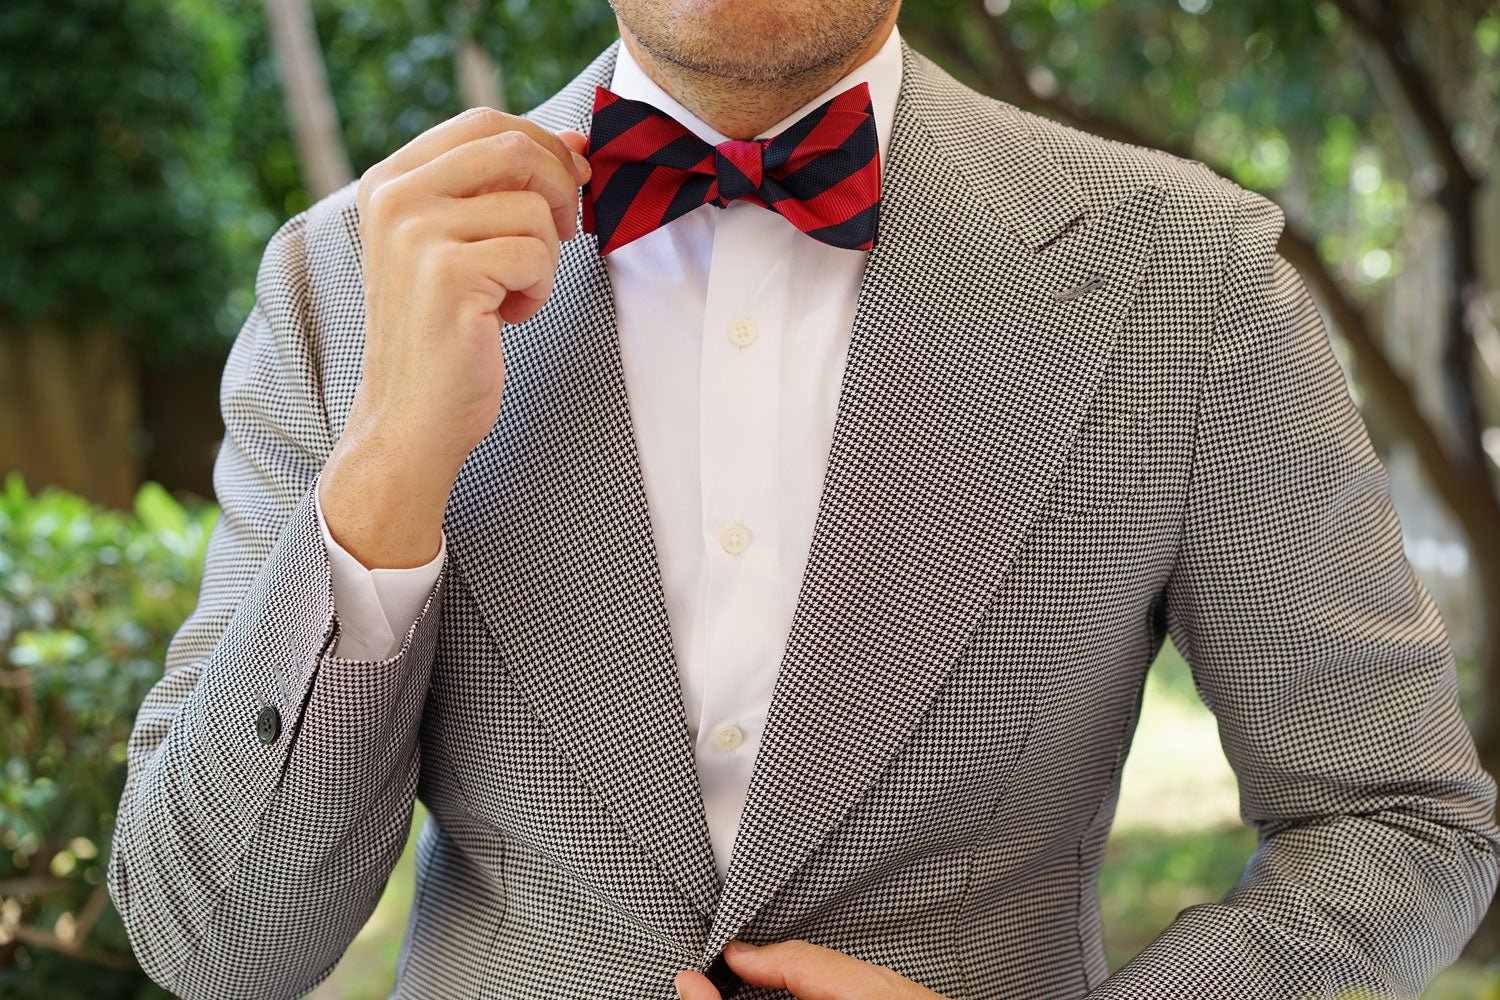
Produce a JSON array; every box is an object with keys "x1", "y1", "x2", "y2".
[
  {"x1": 674, "y1": 970, "x2": 722, "y2": 1000},
  {"x1": 557, "y1": 128, "x2": 591, "y2": 181}
]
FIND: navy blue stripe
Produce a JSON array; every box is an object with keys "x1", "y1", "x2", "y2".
[
  {"x1": 589, "y1": 99, "x2": 660, "y2": 155},
  {"x1": 641, "y1": 131, "x2": 714, "y2": 171},
  {"x1": 595, "y1": 131, "x2": 710, "y2": 214},
  {"x1": 592, "y1": 132, "x2": 713, "y2": 247},
  {"x1": 762, "y1": 96, "x2": 833, "y2": 171},
  {"x1": 770, "y1": 113, "x2": 878, "y2": 202},
  {"x1": 589, "y1": 161, "x2": 653, "y2": 247},
  {"x1": 662, "y1": 173, "x2": 716, "y2": 227},
  {"x1": 713, "y1": 149, "x2": 759, "y2": 202},
  {"x1": 801, "y1": 200, "x2": 880, "y2": 249}
]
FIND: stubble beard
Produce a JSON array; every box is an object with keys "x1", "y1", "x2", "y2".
[{"x1": 610, "y1": 1, "x2": 896, "y2": 85}]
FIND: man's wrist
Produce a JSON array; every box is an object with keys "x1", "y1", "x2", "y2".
[{"x1": 319, "y1": 429, "x2": 456, "y2": 569}]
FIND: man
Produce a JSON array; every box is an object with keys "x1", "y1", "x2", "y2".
[{"x1": 108, "y1": 0, "x2": 1499, "y2": 997}]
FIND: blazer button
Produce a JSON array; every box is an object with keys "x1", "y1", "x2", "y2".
[{"x1": 256, "y1": 705, "x2": 281, "y2": 744}]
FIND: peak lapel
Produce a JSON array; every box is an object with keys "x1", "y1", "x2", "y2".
[
  {"x1": 444, "y1": 42, "x2": 722, "y2": 926},
  {"x1": 705, "y1": 46, "x2": 1167, "y2": 952}
]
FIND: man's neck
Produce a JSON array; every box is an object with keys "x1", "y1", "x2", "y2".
[{"x1": 615, "y1": 11, "x2": 899, "y2": 140}]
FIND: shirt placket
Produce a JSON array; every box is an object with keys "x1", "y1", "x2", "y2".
[{"x1": 695, "y1": 203, "x2": 788, "y2": 875}]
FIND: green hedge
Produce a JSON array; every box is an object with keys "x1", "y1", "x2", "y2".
[{"x1": 0, "y1": 475, "x2": 215, "y2": 996}]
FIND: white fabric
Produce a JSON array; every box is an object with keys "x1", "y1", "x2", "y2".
[
  {"x1": 318, "y1": 28, "x2": 902, "y2": 880},
  {"x1": 314, "y1": 481, "x2": 445, "y2": 662}
]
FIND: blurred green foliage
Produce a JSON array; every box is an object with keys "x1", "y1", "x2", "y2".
[
  {"x1": 0, "y1": 0, "x2": 616, "y2": 355},
  {"x1": 0, "y1": 0, "x2": 267, "y2": 354},
  {"x1": 0, "y1": 476, "x2": 214, "y2": 993},
  {"x1": 901, "y1": 0, "x2": 1499, "y2": 291},
  {"x1": 252, "y1": 0, "x2": 617, "y2": 219}
]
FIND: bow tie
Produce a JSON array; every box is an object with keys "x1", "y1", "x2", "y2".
[{"x1": 581, "y1": 82, "x2": 881, "y2": 256}]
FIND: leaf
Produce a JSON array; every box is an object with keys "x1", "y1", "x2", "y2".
[{"x1": 133, "y1": 482, "x2": 187, "y2": 538}]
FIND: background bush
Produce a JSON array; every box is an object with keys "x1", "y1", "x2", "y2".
[{"x1": 0, "y1": 476, "x2": 213, "y2": 996}]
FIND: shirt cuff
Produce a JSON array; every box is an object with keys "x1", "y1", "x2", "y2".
[{"x1": 314, "y1": 479, "x2": 446, "y2": 661}]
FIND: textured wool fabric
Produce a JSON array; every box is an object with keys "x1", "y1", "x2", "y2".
[{"x1": 108, "y1": 40, "x2": 1499, "y2": 1000}]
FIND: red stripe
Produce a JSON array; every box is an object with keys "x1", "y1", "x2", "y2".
[
  {"x1": 588, "y1": 113, "x2": 696, "y2": 206},
  {"x1": 823, "y1": 83, "x2": 873, "y2": 118},
  {"x1": 715, "y1": 140, "x2": 765, "y2": 189},
  {"x1": 780, "y1": 107, "x2": 868, "y2": 175},
  {"x1": 600, "y1": 151, "x2": 713, "y2": 254},
  {"x1": 591, "y1": 86, "x2": 621, "y2": 116},
  {"x1": 765, "y1": 152, "x2": 879, "y2": 234}
]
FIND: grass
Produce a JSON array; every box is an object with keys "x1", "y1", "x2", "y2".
[{"x1": 310, "y1": 642, "x2": 1499, "y2": 998}]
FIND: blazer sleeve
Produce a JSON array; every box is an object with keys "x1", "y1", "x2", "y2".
[
  {"x1": 106, "y1": 206, "x2": 445, "y2": 1000},
  {"x1": 1090, "y1": 189, "x2": 1500, "y2": 998}
]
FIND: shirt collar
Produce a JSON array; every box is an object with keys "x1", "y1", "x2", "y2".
[{"x1": 607, "y1": 26, "x2": 904, "y2": 168}]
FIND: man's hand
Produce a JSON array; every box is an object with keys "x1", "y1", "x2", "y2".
[
  {"x1": 675, "y1": 940, "x2": 949, "y2": 1000},
  {"x1": 320, "y1": 108, "x2": 591, "y2": 568}
]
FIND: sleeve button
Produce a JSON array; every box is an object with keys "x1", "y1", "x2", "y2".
[{"x1": 256, "y1": 705, "x2": 282, "y2": 744}]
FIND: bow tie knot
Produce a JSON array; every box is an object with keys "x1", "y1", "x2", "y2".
[
  {"x1": 713, "y1": 140, "x2": 766, "y2": 204},
  {"x1": 582, "y1": 83, "x2": 882, "y2": 255}
]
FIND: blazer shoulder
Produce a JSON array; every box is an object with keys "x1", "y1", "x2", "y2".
[
  {"x1": 1005, "y1": 100, "x2": 1247, "y2": 226},
  {"x1": 244, "y1": 181, "x2": 366, "y2": 432},
  {"x1": 1008, "y1": 101, "x2": 1254, "y2": 254},
  {"x1": 1002, "y1": 98, "x2": 1284, "y2": 269},
  {"x1": 302, "y1": 179, "x2": 365, "y2": 279},
  {"x1": 252, "y1": 180, "x2": 362, "y2": 309},
  {"x1": 998, "y1": 104, "x2": 1292, "y2": 328},
  {"x1": 524, "y1": 43, "x2": 620, "y2": 133}
]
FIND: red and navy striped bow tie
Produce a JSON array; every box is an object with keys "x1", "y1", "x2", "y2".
[{"x1": 581, "y1": 82, "x2": 881, "y2": 256}]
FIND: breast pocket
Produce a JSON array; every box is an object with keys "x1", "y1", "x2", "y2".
[{"x1": 1037, "y1": 376, "x2": 1147, "y2": 522}]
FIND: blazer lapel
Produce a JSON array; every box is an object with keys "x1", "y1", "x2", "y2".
[
  {"x1": 705, "y1": 45, "x2": 1167, "y2": 953},
  {"x1": 445, "y1": 44, "x2": 723, "y2": 923}
]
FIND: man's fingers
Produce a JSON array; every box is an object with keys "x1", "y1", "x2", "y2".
[
  {"x1": 424, "y1": 128, "x2": 580, "y2": 204},
  {"x1": 428, "y1": 190, "x2": 563, "y2": 256},
  {"x1": 722, "y1": 940, "x2": 914, "y2": 1000},
  {"x1": 673, "y1": 970, "x2": 722, "y2": 1000},
  {"x1": 377, "y1": 107, "x2": 587, "y2": 184},
  {"x1": 378, "y1": 130, "x2": 581, "y2": 236},
  {"x1": 463, "y1": 235, "x2": 558, "y2": 303}
]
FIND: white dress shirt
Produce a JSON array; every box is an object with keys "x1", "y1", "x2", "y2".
[{"x1": 317, "y1": 28, "x2": 903, "y2": 881}]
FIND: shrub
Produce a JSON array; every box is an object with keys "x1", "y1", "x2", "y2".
[{"x1": 0, "y1": 475, "x2": 216, "y2": 996}]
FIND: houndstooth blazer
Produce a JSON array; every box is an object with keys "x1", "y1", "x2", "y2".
[{"x1": 109, "y1": 40, "x2": 1499, "y2": 1000}]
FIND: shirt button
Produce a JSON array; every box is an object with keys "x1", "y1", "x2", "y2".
[
  {"x1": 717, "y1": 522, "x2": 751, "y2": 555},
  {"x1": 728, "y1": 319, "x2": 758, "y2": 347},
  {"x1": 713, "y1": 724, "x2": 745, "y2": 751},
  {"x1": 256, "y1": 705, "x2": 281, "y2": 744}
]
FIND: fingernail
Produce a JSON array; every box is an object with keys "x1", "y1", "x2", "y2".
[
  {"x1": 724, "y1": 939, "x2": 756, "y2": 954},
  {"x1": 571, "y1": 148, "x2": 591, "y2": 181}
]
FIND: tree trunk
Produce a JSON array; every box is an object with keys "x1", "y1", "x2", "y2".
[
  {"x1": 453, "y1": 21, "x2": 505, "y2": 112},
  {"x1": 0, "y1": 325, "x2": 141, "y2": 509},
  {"x1": 140, "y1": 348, "x2": 229, "y2": 502},
  {"x1": 262, "y1": 0, "x2": 352, "y2": 199}
]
